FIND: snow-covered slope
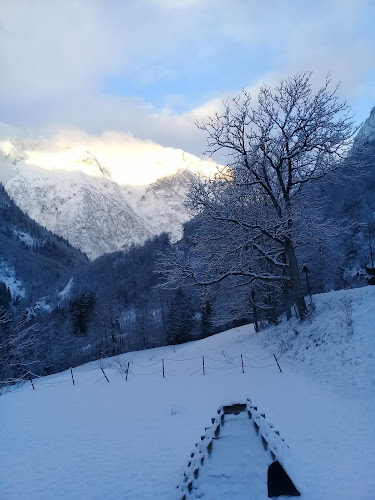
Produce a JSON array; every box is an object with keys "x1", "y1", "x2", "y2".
[
  {"x1": 0, "y1": 183, "x2": 87, "y2": 305},
  {"x1": 0, "y1": 261, "x2": 25, "y2": 299},
  {"x1": 136, "y1": 168, "x2": 196, "y2": 241},
  {"x1": 261, "y1": 285, "x2": 375, "y2": 397},
  {"x1": 1, "y1": 286, "x2": 374, "y2": 499},
  {"x1": 5, "y1": 168, "x2": 154, "y2": 259},
  {"x1": 0, "y1": 139, "x2": 217, "y2": 259},
  {"x1": 354, "y1": 105, "x2": 375, "y2": 147}
]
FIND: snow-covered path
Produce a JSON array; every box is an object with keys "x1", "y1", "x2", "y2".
[
  {"x1": 190, "y1": 411, "x2": 273, "y2": 499},
  {"x1": 1, "y1": 286, "x2": 375, "y2": 499}
]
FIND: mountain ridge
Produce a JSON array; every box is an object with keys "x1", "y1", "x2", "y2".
[
  {"x1": 0, "y1": 139, "x2": 216, "y2": 259},
  {"x1": 0, "y1": 182, "x2": 87, "y2": 305}
]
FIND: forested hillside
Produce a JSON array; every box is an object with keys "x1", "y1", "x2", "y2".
[
  {"x1": 0, "y1": 183, "x2": 88, "y2": 305},
  {"x1": 323, "y1": 105, "x2": 375, "y2": 287}
]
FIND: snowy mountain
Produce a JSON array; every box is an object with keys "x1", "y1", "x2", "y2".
[
  {"x1": 354, "y1": 105, "x2": 375, "y2": 147},
  {"x1": 136, "y1": 167, "x2": 196, "y2": 242},
  {"x1": 5, "y1": 167, "x2": 154, "y2": 260},
  {"x1": 0, "y1": 139, "x2": 216, "y2": 260},
  {"x1": 0, "y1": 183, "x2": 87, "y2": 305}
]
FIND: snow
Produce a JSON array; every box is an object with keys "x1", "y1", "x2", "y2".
[
  {"x1": 58, "y1": 278, "x2": 74, "y2": 303},
  {"x1": 0, "y1": 261, "x2": 25, "y2": 298},
  {"x1": 261, "y1": 286, "x2": 375, "y2": 398},
  {"x1": 32, "y1": 297, "x2": 52, "y2": 314},
  {"x1": 0, "y1": 135, "x2": 218, "y2": 187},
  {"x1": 12, "y1": 229, "x2": 35, "y2": 247},
  {"x1": 190, "y1": 411, "x2": 274, "y2": 499},
  {"x1": 354, "y1": 105, "x2": 375, "y2": 146},
  {"x1": 4, "y1": 165, "x2": 192, "y2": 259},
  {"x1": 1, "y1": 137, "x2": 222, "y2": 259},
  {"x1": 1, "y1": 286, "x2": 375, "y2": 499},
  {"x1": 5, "y1": 169, "x2": 154, "y2": 260}
]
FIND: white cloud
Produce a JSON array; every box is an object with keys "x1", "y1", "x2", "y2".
[
  {"x1": 0, "y1": 1, "x2": 124, "y2": 100},
  {"x1": 0, "y1": 0, "x2": 374, "y2": 158}
]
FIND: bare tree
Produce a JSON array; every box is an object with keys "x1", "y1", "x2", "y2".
[
  {"x1": 159, "y1": 73, "x2": 357, "y2": 320},
  {"x1": 0, "y1": 308, "x2": 38, "y2": 393}
]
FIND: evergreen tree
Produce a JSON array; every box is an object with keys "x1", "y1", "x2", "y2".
[
  {"x1": 166, "y1": 288, "x2": 194, "y2": 345},
  {"x1": 201, "y1": 300, "x2": 212, "y2": 338},
  {"x1": 71, "y1": 291, "x2": 96, "y2": 336},
  {"x1": 0, "y1": 282, "x2": 11, "y2": 310}
]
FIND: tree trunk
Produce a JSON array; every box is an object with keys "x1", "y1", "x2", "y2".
[
  {"x1": 284, "y1": 241, "x2": 307, "y2": 320},
  {"x1": 251, "y1": 290, "x2": 259, "y2": 332},
  {"x1": 267, "y1": 292, "x2": 278, "y2": 325},
  {"x1": 282, "y1": 253, "x2": 292, "y2": 320},
  {"x1": 284, "y1": 284, "x2": 292, "y2": 320}
]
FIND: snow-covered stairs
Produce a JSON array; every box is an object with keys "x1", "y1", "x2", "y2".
[
  {"x1": 190, "y1": 409, "x2": 273, "y2": 499},
  {"x1": 178, "y1": 401, "x2": 301, "y2": 499}
]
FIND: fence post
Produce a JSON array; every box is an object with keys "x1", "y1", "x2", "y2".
[
  {"x1": 241, "y1": 354, "x2": 244, "y2": 374},
  {"x1": 70, "y1": 367, "x2": 75, "y2": 386},
  {"x1": 162, "y1": 358, "x2": 165, "y2": 378},
  {"x1": 273, "y1": 353, "x2": 282, "y2": 373},
  {"x1": 126, "y1": 361, "x2": 129, "y2": 381},
  {"x1": 203, "y1": 356, "x2": 205, "y2": 376},
  {"x1": 101, "y1": 366, "x2": 109, "y2": 382},
  {"x1": 29, "y1": 375, "x2": 35, "y2": 390}
]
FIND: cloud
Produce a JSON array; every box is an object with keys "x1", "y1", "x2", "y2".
[
  {"x1": 0, "y1": 1, "x2": 122, "y2": 100},
  {"x1": 0, "y1": 129, "x2": 220, "y2": 186},
  {"x1": 0, "y1": 0, "x2": 374, "y2": 158}
]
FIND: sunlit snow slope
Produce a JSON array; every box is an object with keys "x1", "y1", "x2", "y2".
[{"x1": 0, "y1": 136, "x2": 217, "y2": 259}]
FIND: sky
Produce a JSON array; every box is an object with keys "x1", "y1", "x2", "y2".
[{"x1": 1, "y1": 0, "x2": 375, "y2": 160}]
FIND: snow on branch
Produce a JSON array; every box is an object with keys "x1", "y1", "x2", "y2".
[{"x1": 0, "y1": 307, "x2": 39, "y2": 393}]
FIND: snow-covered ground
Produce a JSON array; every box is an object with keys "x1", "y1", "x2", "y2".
[
  {"x1": 0, "y1": 261, "x2": 25, "y2": 299},
  {"x1": 1, "y1": 286, "x2": 375, "y2": 499},
  {"x1": 188, "y1": 410, "x2": 277, "y2": 499}
]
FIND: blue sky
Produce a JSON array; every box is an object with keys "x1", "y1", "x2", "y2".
[{"x1": 1, "y1": 0, "x2": 375, "y2": 156}]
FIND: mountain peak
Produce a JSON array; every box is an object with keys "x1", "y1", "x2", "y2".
[
  {"x1": 354, "y1": 105, "x2": 375, "y2": 146},
  {"x1": 1, "y1": 134, "x2": 222, "y2": 259},
  {"x1": 77, "y1": 150, "x2": 112, "y2": 179},
  {"x1": 0, "y1": 140, "x2": 27, "y2": 165}
]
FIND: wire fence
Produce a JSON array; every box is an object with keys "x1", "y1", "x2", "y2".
[{"x1": 1, "y1": 351, "x2": 282, "y2": 395}]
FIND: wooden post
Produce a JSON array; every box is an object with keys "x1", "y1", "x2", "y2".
[
  {"x1": 241, "y1": 354, "x2": 244, "y2": 373},
  {"x1": 101, "y1": 366, "x2": 109, "y2": 382},
  {"x1": 126, "y1": 361, "x2": 129, "y2": 381},
  {"x1": 162, "y1": 358, "x2": 165, "y2": 378},
  {"x1": 203, "y1": 356, "x2": 205, "y2": 376},
  {"x1": 29, "y1": 375, "x2": 35, "y2": 390},
  {"x1": 273, "y1": 353, "x2": 282, "y2": 373},
  {"x1": 70, "y1": 367, "x2": 75, "y2": 386}
]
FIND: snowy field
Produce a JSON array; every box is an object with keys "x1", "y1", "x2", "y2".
[{"x1": 1, "y1": 286, "x2": 375, "y2": 499}]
